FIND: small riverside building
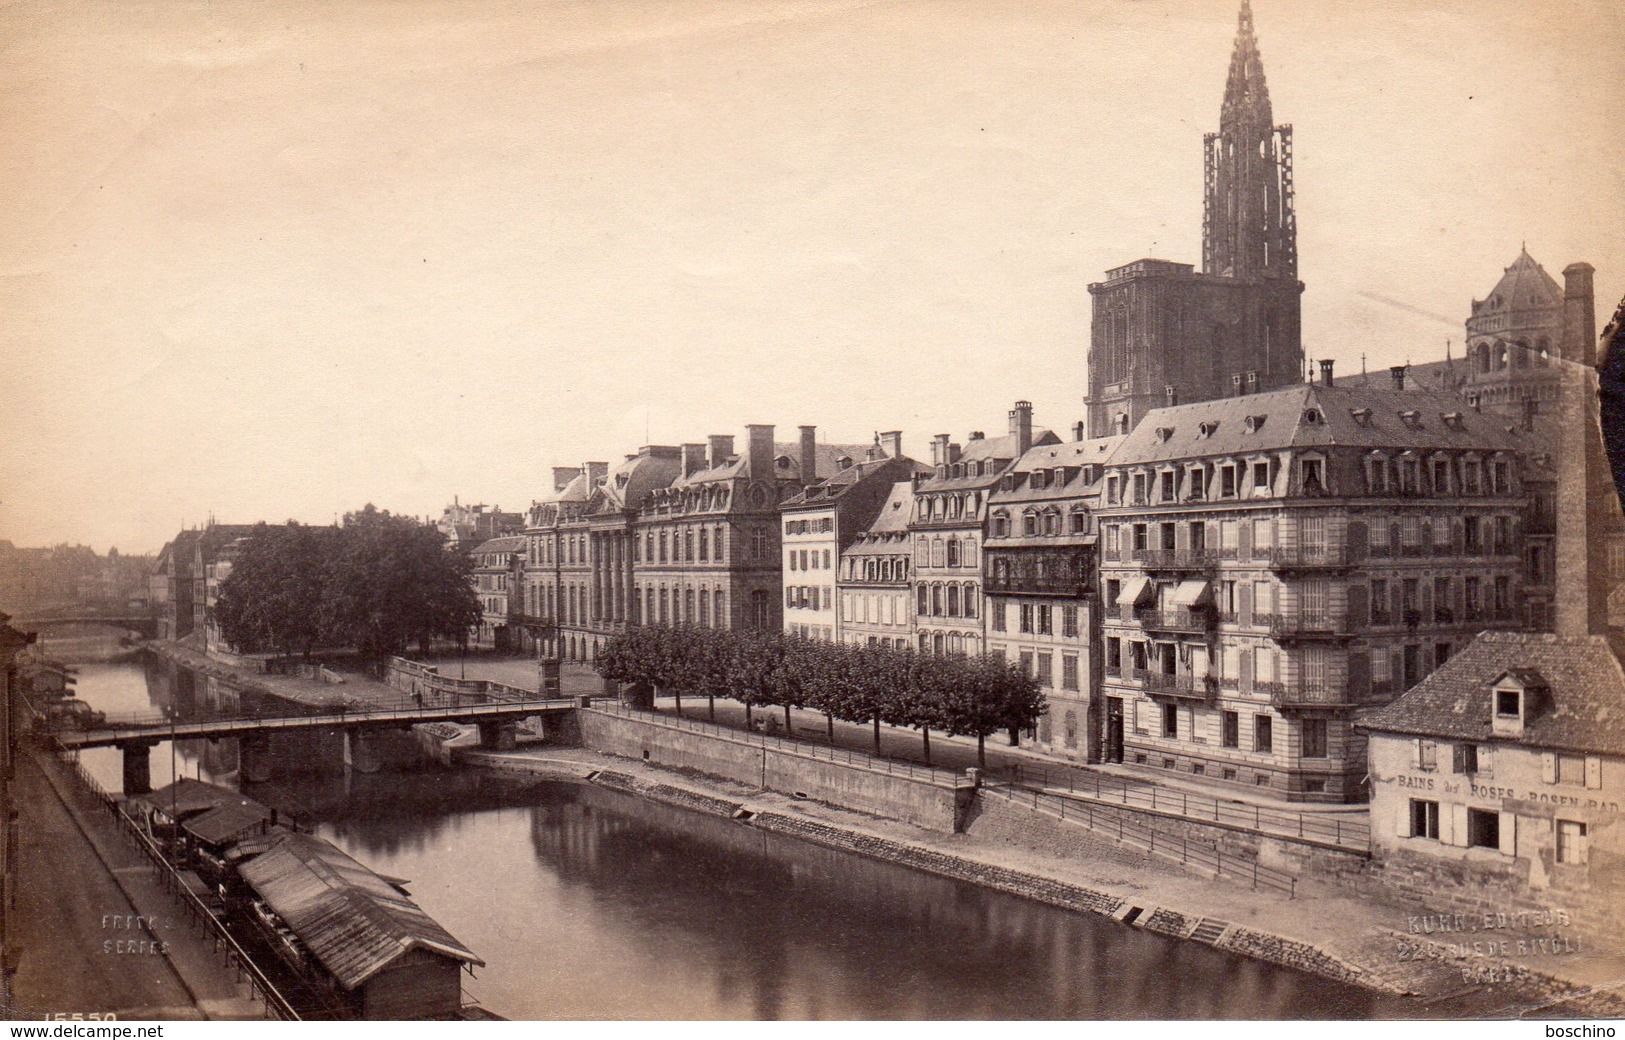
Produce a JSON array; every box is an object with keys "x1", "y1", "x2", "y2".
[
  {"x1": 1360, "y1": 631, "x2": 1624, "y2": 893},
  {"x1": 234, "y1": 830, "x2": 483, "y2": 1019}
]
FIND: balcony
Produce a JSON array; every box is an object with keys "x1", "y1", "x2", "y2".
[
  {"x1": 1268, "y1": 545, "x2": 1353, "y2": 571},
  {"x1": 1135, "y1": 607, "x2": 1214, "y2": 635},
  {"x1": 1268, "y1": 613, "x2": 1354, "y2": 642},
  {"x1": 1139, "y1": 670, "x2": 1217, "y2": 701},
  {"x1": 1270, "y1": 681, "x2": 1354, "y2": 711},
  {"x1": 985, "y1": 574, "x2": 1090, "y2": 598},
  {"x1": 1137, "y1": 548, "x2": 1217, "y2": 572}
]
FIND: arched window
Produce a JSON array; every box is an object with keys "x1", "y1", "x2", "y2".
[
  {"x1": 947, "y1": 585, "x2": 961, "y2": 616},
  {"x1": 918, "y1": 586, "x2": 929, "y2": 614},
  {"x1": 1476, "y1": 342, "x2": 1492, "y2": 373},
  {"x1": 1043, "y1": 510, "x2": 1059, "y2": 536},
  {"x1": 684, "y1": 589, "x2": 695, "y2": 622},
  {"x1": 1024, "y1": 510, "x2": 1038, "y2": 537},
  {"x1": 698, "y1": 589, "x2": 710, "y2": 627},
  {"x1": 963, "y1": 583, "x2": 977, "y2": 618},
  {"x1": 933, "y1": 633, "x2": 946, "y2": 654},
  {"x1": 948, "y1": 633, "x2": 963, "y2": 655}
]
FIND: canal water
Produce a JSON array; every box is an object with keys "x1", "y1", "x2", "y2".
[{"x1": 67, "y1": 657, "x2": 1425, "y2": 1020}]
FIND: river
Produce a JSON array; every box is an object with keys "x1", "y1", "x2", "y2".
[{"x1": 64, "y1": 656, "x2": 1427, "y2": 1020}]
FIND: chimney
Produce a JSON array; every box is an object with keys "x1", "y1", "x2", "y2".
[
  {"x1": 1009, "y1": 400, "x2": 1034, "y2": 455},
  {"x1": 552, "y1": 467, "x2": 579, "y2": 492},
  {"x1": 878, "y1": 430, "x2": 904, "y2": 459},
  {"x1": 1562, "y1": 262, "x2": 1597, "y2": 366},
  {"x1": 1165, "y1": 385, "x2": 1178, "y2": 407},
  {"x1": 1073, "y1": 420, "x2": 1086, "y2": 442},
  {"x1": 681, "y1": 442, "x2": 707, "y2": 477},
  {"x1": 707, "y1": 434, "x2": 735, "y2": 469},
  {"x1": 585, "y1": 462, "x2": 609, "y2": 488},
  {"x1": 746, "y1": 424, "x2": 774, "y2": 477},
  {"x1": 1552, "y1": 349, "x2": 1613, "y2": 637},
  {"x1": 798, "y1": 425, "x2": 818, "y2": 482},
  {"x1": 946, "y1": 441, "x2": 963, "y2": 464},
  {"x1": 1318, "y1": 359, "x2": 1335, "y2": 387},
  {"x1": 968, "y1": 431, "x2": 985, "y2": 441},
  {"x1": 1232, "y1": 373, "x2": 1245, "y2": 397},
  {"x1": 931, "y1": 433, "x2": 951, "y2": 467},
  {"x1": 1390, "y1": 365, "x2": 1407, "y2": 391}
]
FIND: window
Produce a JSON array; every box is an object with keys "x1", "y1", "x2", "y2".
[
  {"x1": 1162, "y1": 703, "x2": 1178, "y2": 738},
  {"x1": 1301, "y1": 719, "x2": 1327, "y2": 758},
  {"x1": 1019, "y1": 604, "x2": 1034, "y2": 633},
  {"x1": 992, "y1": 602, "x2": 1007, "y2": 632},
  {"x1": 1035, "y1": 653, "x2": 1053, "y2": 688},
  {"x1": 1496, "y1": 690, "x2": 1520, "y2": 717},
  {"x1": 1062, "y1": 605, "x2": 1079, "y2": 638},
  {"x1": 1466, "y1": 808, "x2": 1501, "y2": 850},
  {"x1": 1557, "y1": 754, "x2": 1587, "y2": 786},
  {"x1": 1255, "y1": 715, "x2": 1273, "y2": 753},
  {"x1": 1252, "y1": 460, "x2": 1270, "y2": 492},
  {"x1": 1222, "y1": 711, "x2": 1239, "y2": 749},
  {"x1": 788, "y1": 551, "x2": 798, "y2": 571},
  {"x1": 1036, "y1": 605, "x2": 1052, "y2": 635},
  {"x1": 1061, "y1": 654, "x2": 1079, "y2": 691},
  {"x1": 1409, "y1": 799, "x2": 1440, "y2": 840},
  {"x1": 1301, "y1": 458, "x2": 1323, "y2": 492},
  {"x1": 1417, "y1": 738, "x2": 1438, "y2": 771},
  {"x1": 1220, "y1": 464, "x2": 1238, "y2": 498},
  {"x1": 1557, "y1": 820, "x2": 1588, "y2": 865}
]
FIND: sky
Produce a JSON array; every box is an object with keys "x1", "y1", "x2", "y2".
[{"x1": 2, "y1": 0, "x2": 1622, "y2": 555}]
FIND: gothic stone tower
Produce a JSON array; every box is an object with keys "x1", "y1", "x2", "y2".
[{"x1": 1085, "y1": 0, "x2": 1305, "y2": 438}]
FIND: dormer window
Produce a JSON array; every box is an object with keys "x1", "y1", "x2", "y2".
[
  {"x1": 1442, "y1": 413, "x2": 1463, "y2": 430},
  {"x1": 1198, "y1": 421, "x2": 1218, "y2": 438},
  {"x1": 1244, "y1": 415, "x2": 1266, "y2": 434},
  {"x1": 1349, "y1": 407, "x2": 1372, "y2": 427},
  {"x1": 1155, "y1": 426, "x2": 1175, "y2": 443},
  {"x1": 1400, "y1": 410, "x2": 1422, "y2": 429},
  {"x1": 1491, "y1": 671, "x2": 1543, "y2": 738},
  {"x1": 1302, "y1": 408, "x2": 1322, "y2": 425},
  {"x1": 1496, "y1": 689, "x2": 1520, "y2": 718}
]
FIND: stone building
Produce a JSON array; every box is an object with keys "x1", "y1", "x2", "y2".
[
  {"x1": 837, "y1": 480, "x2": 917, "y2": 650},
  {"x1": 517, "y1": 464, "x2": 600, "y2": 661},
  {"x1": 984, "y1": 433, "x2": 1122, "y2": 762},
  {"x1": 910, "y1": 402, "x2": 1058, "y2": 657},
  {"x1": 469, "y1": 535, "x2": 526, "y2": 650},
  {"x1": 633, "y1": 425, "x2": 870, "y2": 639},
  {"x1": 1084, "y1": 0, "x2": 1304, "y2": 439},
  {"x1": 780, "y1": 433, "x2": 923, "y2": 642},
  {"x1": 1361, "y1": 631, "x2": 1623, "y2": 894},
  {"x1": 1096, "y1": 369, "x2": 1532, "y2": 802}
]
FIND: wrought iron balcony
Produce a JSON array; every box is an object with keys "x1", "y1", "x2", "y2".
[
  {"x1": 1136, "y1": 548, "x2": 1218, "y2": 571},
  {"x1": 1135, "y1": 607, "x2": 1214, "y2": 634},
  {"x1": 1267, "y1": 545, "x2": 1353, "y2": 571},
  {"x1": 1270, "y1": 681, "x2": 1354, "y2": 710},
  {"x1": 1139, "y1": 670, "x2": 1217, "y2": 701},
  {"x1": 984, "y1": 574, "x2": 1090, "y2": 598},
  {"x1": 1268, "y1": 613, "x2": 1353, "y2": 642}
]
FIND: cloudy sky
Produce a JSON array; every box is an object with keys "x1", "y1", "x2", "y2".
[{"x1": 2, "y1": 0, "x2": 1622, "y2": 554}]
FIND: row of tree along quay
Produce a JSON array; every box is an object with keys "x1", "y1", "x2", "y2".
[
  {"x1": 595, "y1": 625, "x2": 1045, "y2": 767},
  {"x1": 213, "y1": 507, "x2": 482, "y2": 670}
]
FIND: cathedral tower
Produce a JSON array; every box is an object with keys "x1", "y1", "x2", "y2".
[{"x1": 1085, "y1": 0, "x2": 1305, "y2": 439}]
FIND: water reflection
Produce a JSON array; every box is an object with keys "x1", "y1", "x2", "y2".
[{"x1": 67, "y1": 659, "x2": 1417, "y2": 1020}]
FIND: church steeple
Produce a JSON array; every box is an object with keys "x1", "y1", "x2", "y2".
[{"x1": 1204, "y1": 0, "x2": 1296, "y2": 281}]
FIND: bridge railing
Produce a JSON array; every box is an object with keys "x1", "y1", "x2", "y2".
[{"x1": 54, "y1": 753, "x2": 303, "y2": 1020}]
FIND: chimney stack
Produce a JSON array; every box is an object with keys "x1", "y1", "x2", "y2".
[
  {"x1": 681, "y1": 442, "x2": 707, "y2": 477},
  {"x1": 1318, "y1": 359, "x2": 1335, "y2": 387},
  {"x1": 1009, "y1": 400, "x2": 1034, "y2": 455},
  {"x1": 707, "y1": 434, "x2": 735, "y2": 469},
  {"x1": 931, "y1": 433, "x2": 951, "y2": 467},
  {"x1": 798, "y1": 425, "x2": 818, "y2": 482},
  {"x1": 1390, "y1": 365, "x2": 1407, "y2": 391},
  {"x1": 552, "y1": 466, "x2": 579, "y2": 492},
  {"x1": 1165, "y1": 385, "x2": 1178, "y2": 407},
  {"x1": 1562, "y1": 263, "x2": 1597, "y2": 366},
  {"x1": 585, "y1": 462, "x2": 609, "y2": 488},
  {"x1": 878, "y1": 430, "x2": 903, "y2": 459},
  {"x1": 1073, "y1": 420, "x2": 1086, "y2": 442},
  {"x1": 746, "y1": 424, "x2": 774, "y2": 477}
]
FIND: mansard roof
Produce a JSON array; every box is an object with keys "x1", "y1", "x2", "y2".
[
  {"x1": 844, "y1": 481, "x2": 916, "y2": 556},
  {"x1": 915, "y1": 429, "x2": 1061, "y2": 492},
  {"x1": 991, "y1": 436, "x2": 1124, "y2": 504},
  {"x1": 1104, "y1": 383, "x2": 1521, "y2": 467},
  {"x1": 782, "y1": 455, "x2": 928, "y2": 510},
  {"x1": 595, "y1": 450, "x2": 682, "y2": 514},
  {"x1": 670, "y1": 441, "x2": 874, "y2": 488},
  {"x1": 1359, "y1": 632, "x2": 1625, "y2": 757}
]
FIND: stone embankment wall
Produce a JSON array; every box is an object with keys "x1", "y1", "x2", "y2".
[
  {"x1": 577, "y1": 709, "x2": 966, "y2": 833},
  {"x1": 384, "y1": 656, "x2": 532, "y2": 705}
]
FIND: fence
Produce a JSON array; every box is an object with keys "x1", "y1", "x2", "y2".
[
  {"x1": 978, "y1": 780, "x2": 1298, "y2": 897},
  {"x1": 54, "y1": 753, "x2": 303, "y2": 1021},
  {"x1": 590, "y1": 701, "x2": 964, "y2": 786},
  {"x1": 991, "y1": 759, "x2": 1369, "y2": 852}
]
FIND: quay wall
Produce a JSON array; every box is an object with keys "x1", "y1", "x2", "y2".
[
  {"x1": 384, "y1": 656, "x2": 531, "y2": 705},
  {"x1": 577, "y1": 708, "x2": 965, "y2": 833}
]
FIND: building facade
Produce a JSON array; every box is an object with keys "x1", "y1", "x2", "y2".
[
  {"x1": 781, "y1": 434, "x2": 920, "y2": 642},
  {"x1": 1362, "y1": 631, "x2": 1624, "y2": 894},
  {"x1": 910, "y1": 402, "x2": 1058, "y2": 657},
  {"x1": 984, "y1": 435, "x2": 1120, "y2": 762},
  {"x1": 1096, "y1": 373, "x2": 1531, "y2": 802},
  {"x1": 469, "y1": 535, "x2": 526, "y2": 650},
  {"x1": 837, "y1": 480, "x2": 917, "y2": 650},
  {"x1": 1084, "y1": 1, "x2": 1304, "y2": 438}
]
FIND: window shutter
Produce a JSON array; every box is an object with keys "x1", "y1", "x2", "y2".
[
  {"x1": 1451, "y1": 744, "x2": 1466, "y2": 774},
  {"x1": 1397, "y1": 801, "x2": 1413, "y2": 837},
  {"x1": 1347, "y1": 652, "x2": 1370, "y2": 698},
  {"x1": 1498, "y1": 812, "x2": 1517, "y2": 856},
  {"x1": 1239, "y1": 522, "x2": 1253, "y2": 563},
  {"x1": 1239, "y1": 649, "x2": 1254, "y2": 696},
  {"x1": 1421, "y1": 584, "x2": 1433, "y2": 623},
  {"x1": 1176, "y1": 523, "x2": 1189, "y2": 555},
  {"x1": 1412, "y1": 738, "x2": 1423, "y2": 770},
  {"x1": 1479, "y1": 745, "x2": 1494, "y2": 780},
  {"x1": 1541, "y1": 752, "x2": 1557, "y2": 784},
  {"x1": 1448, "y1": 803, "x2": 1469, "y2": 847},
  {"x1": 1239, "y1": 584, "x2": 1253, "y2": 626},
  {"x1": 1585, "y1": 756, "x2": 1602, "y2": 790}
]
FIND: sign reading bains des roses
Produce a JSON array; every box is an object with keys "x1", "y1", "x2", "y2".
[{"x1": 1386, "y1": 774, "x2": 1620, "y2": 813}]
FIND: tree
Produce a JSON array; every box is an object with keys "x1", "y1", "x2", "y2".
[
  {"x1": 940, "y1": 653, "x2": 1046, "y2": 767},
  {"x1": 214, "y1": 522, "x2": 333, "y2": 656}
]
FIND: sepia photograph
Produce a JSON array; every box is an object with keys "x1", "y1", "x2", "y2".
[{"x1": 2, "y1": 0, "x2": 1624, "y2": 1026}]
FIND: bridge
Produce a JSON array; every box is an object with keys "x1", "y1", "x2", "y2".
[
  {"x1": 13, "y1": 610, "x2": 158, "y2": 639},
  {"x1": 48, "y1": 697, "x2": 581, "y2": 794}
]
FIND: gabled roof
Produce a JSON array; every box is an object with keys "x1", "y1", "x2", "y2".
[
  {"x1": 781, "y1": 456, "x2": 926, "y2": 509},
  {"x1": 470, "y1": 535, "x2": 526, "y2": 557},
  {"x1": 915, "y1": 430, "x2": 1061, "y2": 492},
  {"x1": 133, "y1": 778, "x2": 254, "y2": 820},
  {"x1": 237, "y1": 831, "x2": 482, "y2": 990},
  {"x1": 182, "y1": 802, "x2": 272, "y2": 846},
  {"x1": 991, "y1": 436, "x2": 1122, "y2": 504},
  {"x1": 1359, "y1": 632, "x2": 1625, "y2": 756},
  {"x1": 1104, "y1": 383, "x2": 1520, "y2": 467}
]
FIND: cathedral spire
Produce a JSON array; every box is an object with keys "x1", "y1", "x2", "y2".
[{"x1": 1204, "y1": 0, "x2": 1296, "y2": 281}]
